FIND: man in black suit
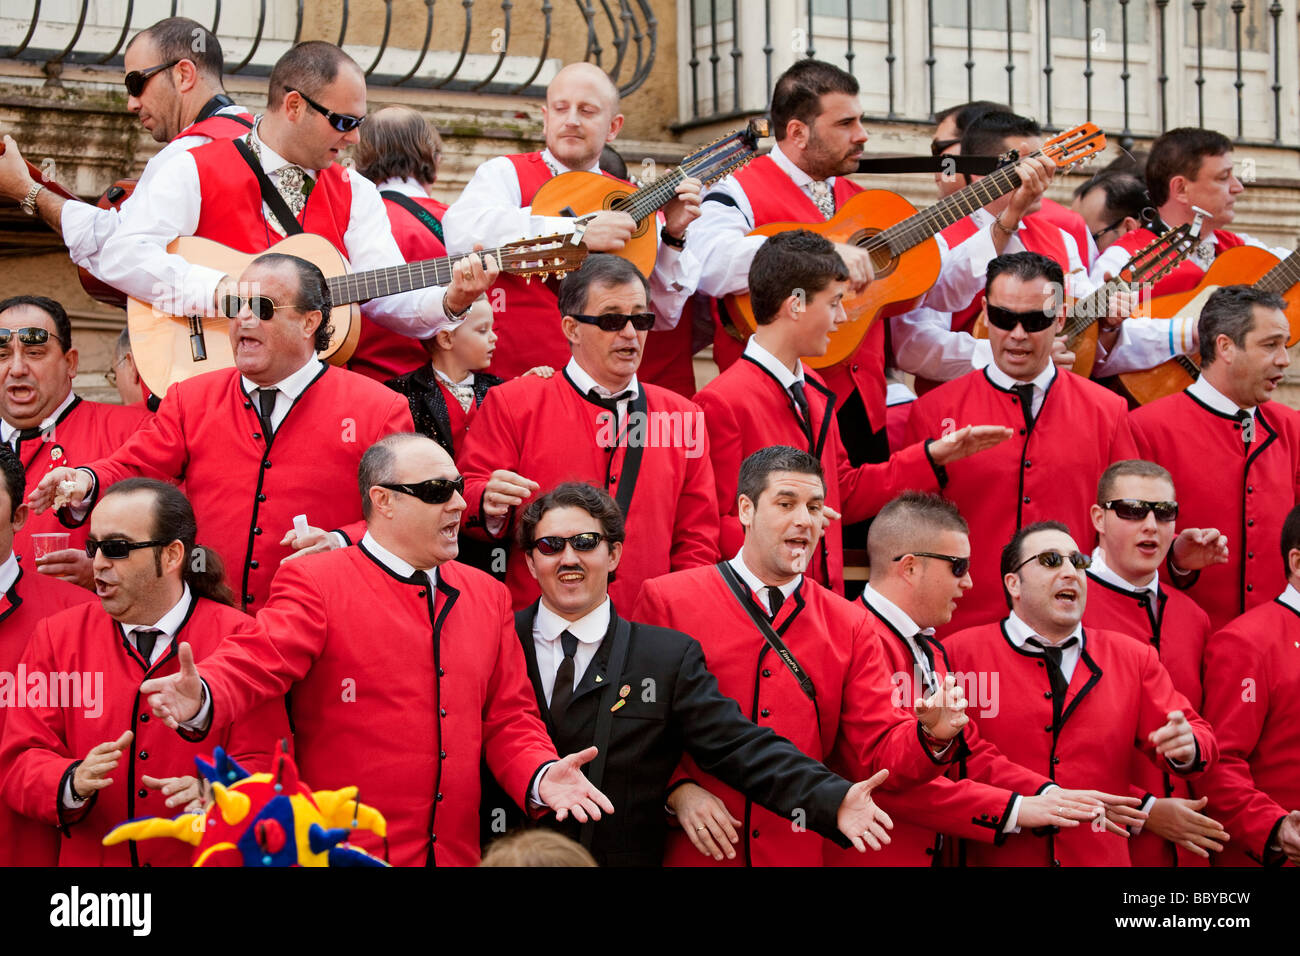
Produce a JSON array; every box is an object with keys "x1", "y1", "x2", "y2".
[{"x1": 480, "y1": 480, "x2": 896, "y2": 866}]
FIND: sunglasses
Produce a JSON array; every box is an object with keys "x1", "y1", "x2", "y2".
[
  {"x1": 930, "y1": 137, "x2": 961, "y2": 157},
  {"x1": 569, "y1": 312, "x2": 656, "y2": 332},
  {"x1": 985, "y1": 303, "x2": 1060, "y2": 333},
  {"x1": 893, "y1": 552, "x2": 971, "y2": 577},
  {"x1": 1104, "y1": 498, "x2": 1179, "y2": 522},
  {"x1": 285, "y1": 87, "x2": 366, "y2": 132},
  {"x1": 0, "y1": 327, "x2": 51, "y2": 348},
  {"x1": 1014, "y1": 550, "x2": 1092, "y2": 573},
  {"x1": 530, "y1": 532, "x2": 605, "y2": 556},
  {"x1": 124, "y1": 60, "x2": 181, "y2": 97},
  {"x1": 378, "y1": 476, "x2": 465, "y2": 505},
  {"x1": 86, "y1": 538, "x2": 169, "y2": 560},
  {"x1": 220, "y1": 295, "x2": 305, "y2": 322}
]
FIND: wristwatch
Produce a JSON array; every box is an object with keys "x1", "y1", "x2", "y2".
[
  {"x1": 20, "y1": 182, "x2": 44, "y2": 216},
  {"x1": 660, "y1": 226, "x2": 686, "y2": 250}
]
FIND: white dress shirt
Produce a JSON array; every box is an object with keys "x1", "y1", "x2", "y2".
[
  {"x1": 532, "y1": 597, "x2": 609, "y2": 705},
  {"x1": 1089, "y1": 546, "x2": 1160, "y2": 595},
  {"x1": 240, "y1": 357, "x2": 325, "y2": 432},
  {"x1": 1278, "y1": 583, "x2": 1300, "y2": 613},
  {"x1": 985, "y1": 356, "x2": 1057, "y2": 419},
  {"x1": 728, "y1": 550, "x2": 800, "y2": 611},
  {"x1": 442, "y1": 147, "x2": 697, "y2": 329},
  {"x1": 2, "y1": 390, "x2": 76, "y2": 448},
  {"x1": 1004, "y1": 611, "x2": 1085, "y2": 683},
  {"x1": 1187, "y1": 374, "x2": 1256, "y2": 422},
  {"x1": 374, "y1": 176, "x2": 429, "y2": 198},
  {"x1": 0, "y1": 552, "x2": 19, "y2": 593},
  {"x1": 96, "y1": 120, "x2": 452, "y2": 337},
  {"x1": 743, "y1": 335, "x2": 803, "y2": 389}
]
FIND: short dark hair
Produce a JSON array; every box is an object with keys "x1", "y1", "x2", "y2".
[
  {"x1": 1281, "y1": 504, "x2": 1300, "y2": 579},
  {"x1": 736, "y1": 445, "x2": 825, "y2": 507},
  {"x1": 268, "y1": 42, "x2": 360, "y2": 110},
  {"x1": 248, "y1": 253, "x2": 334, "y2": 352},
  {"x1": 1198, "y1": 284, "x2": 1288, "y2": 366},
  {"x1": 0, "y1": 295, "x2": 72, "y2": 352},
  {"x1": 128, "y1": 17, "x2": 224, "y2": 85},
  {"x1": 935, "y1": 100, "x2": 1007, "y2": 132},
  {"x1": 1075, "y1": 172, "x2": 1149, "y2": 222},
  {"x1": 959, "y1": 110, "x2": 1041, "y2": 161},
  {"x1": 1000, "y1": 520, "x2": 1072, "y2": 609},
  {"x1": 0, "y1": 445, "x2": 24, "y2": 521},
  {"x1": 518, "y1": 482, "x2": 626, "y2": 551},
  {"x1": 357, "y1": 433, "x2": 428, "y2": 519},
  {"x1": 750, "y1": 230, "x2": 849, "y2": 324},
  {"x1": 1096, "y1": 459, "x2": 1174, "y2": 506},
  {"x1": 556, "y1": 254, "x2": 649, "y2": 319},
  {"x1": 355, "y1": 106, "x2": 443, "y2": 185},
  {"x1": 985, "y1": 251, "x2": 1064, "y2": 309},
  {"x1": 867, "y1": 491, "x2": 968, "y2": 572},
  {"x1": 770, "y1": 59, "x2": 859, "y2": 141},
  {"x1": 1146, "y1": 127, "x2": 1233, "y2": 208},
  {"x1": 100, "y1": 478, "x2": 235, "y2": 606}
]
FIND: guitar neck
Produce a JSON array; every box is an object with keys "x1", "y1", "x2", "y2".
[
  {"x1": 1064, "y1": 282, "x2": 1121, "y2": 342},
  {"x1": 327, "y1": 246, "x2": 505, "y2": 305},
  {"x1": 614, "y1": 134, "x2": 758, "y2": 225},
  {"x1": 1257, "y1": 245, "x2": 1300, "y2": 294},
  {"x1": 868, "y1": 160, "x2": 1027, "y2": 256}
]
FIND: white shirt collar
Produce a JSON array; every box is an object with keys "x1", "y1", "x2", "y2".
[
  {"x1": 240, "y1": 356, "x2": 324, "y2": 403},
  {"x1": 1089, "y1": 546, "x2": 1160, "y2": 595},
  {"x1": 728, "y1": 550, "x2": 801, "y2": 601},
  {"x1": 535, "y1": 596, "x2": 611, "y2": 647},
  {"x1": 860, "y1": 583, "x2": 929, "y2": 639},
  {"x1": 541, "y1": 147, "x2": 602, "y2": 176},
  {"x1": 1278, "y1": 583, "x2": 1300, "y2": 614},
  {"x1": 249, "y1": 120, "x2": 316, "y2": 178},
  {"x1": 1004, "y1": 610, "x2": 1084, "y2": 650},
  {"x1": 565, "y1": 356, "x2": 640, "y2": 400},
  {"x1": 433, "y1": 367, "x2": 476, "y2": 389},
  {"x1": 0, "y1": 552, "x2": 18, "y2": 593},
  {"x1": 2, "y1": 390, "x2": 77, "y2": 445},
  {"x1": 361, "y1": 531, "x2": 439, "y2": 586},
  {"x1": 1187, "y1": 374, "x2": 1255, "y2": 420},
  {"x1": 375, "y1": 176, "x2": 429, "y2": 198},
  {"x1": 768, "y1": 141, "x2": 833, "y2": 189},
  {"x1": 743, "y1": 335, "x2": 804, "y2": 389},
  {"x1": 121, "y1": 583, "x2": 192, "y2": 634},
  {"x1": 985, "y1": 354, "x2": 1057, "y2": 397}
]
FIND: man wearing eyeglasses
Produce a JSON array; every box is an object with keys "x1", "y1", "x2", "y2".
[
  {"x1": 0, "y1": 18, "x2": 253, "y2": 283},
  {"x1": 906, "y1": 251, "x2": 1138, "y2": 634},
  {"x1": 458, "y1": 255, "x2": 719, "y2": 611},
  {"x1": 29, "y1": 254, "x2": 413, "y2": 614},
  {"x1": 942, "y1": 520, "x2": 1217, "y2": 866},
  {"x1": 0, "y1": 478, "x2": 288, "y2": 866},
  {"x1": 137, "y1": 433, "x2": 614, "y2": 867},
  {"x1": 1083, "y1": 459, "x2": 1229, "y2": 866},
  {"x1": 1130, "y1": 285, "x2": 1300, "y2": 631},
  {"x1": 0, "y1": 296, "x2": 148, "y2": 589}
]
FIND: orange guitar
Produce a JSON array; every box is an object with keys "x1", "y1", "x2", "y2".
[
  {"x1": 1116, "y1": 244, "x2": 1300, "y2": 405},
  {"x1": 530, "y1": 119, "x2": 769, "y2": 276},
  {"x1": 719, "y1": 123, "x2": 1107, "y2": 369}
]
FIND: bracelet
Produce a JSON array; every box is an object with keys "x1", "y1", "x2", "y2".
[
  {"x1": 442, "y1": 295, "x2": 473, "y2": 322},
  {"x1": 659, "y1": 226, "x2": 686, "y2": 250},
  {"x1": 20, "y1": 182, "x2": 44, "y2": 216},
  {"x1": 992, "y1": 216, "x2": 1016, "y2": 237}
]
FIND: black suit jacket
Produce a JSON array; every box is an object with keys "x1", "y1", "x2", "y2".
[
  {"x1": 480, "y1": 602, "x2": 852, "y2": 866},
  {"x1": 385, "y1": 365, "x2": 503, "y2": 457}
]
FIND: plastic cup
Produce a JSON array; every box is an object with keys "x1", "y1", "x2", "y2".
[{"x1": 31, "y1": 532, "x2": 71, "y2": 560}]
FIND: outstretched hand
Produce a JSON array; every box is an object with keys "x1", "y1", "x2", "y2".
[
  {"x1": 139, "y1": 641, "x2": 204, "y2": 730},
  {"x1": 836, "y1": 768, "x2": 894, "y2": 852},
  {"x1": 537, "y1": 746, "x2": 615, "y2": 823}
]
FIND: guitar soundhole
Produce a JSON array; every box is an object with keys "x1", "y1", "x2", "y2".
[{"x1": 851, "y1": 228, "x2": 896, "y2": 280}]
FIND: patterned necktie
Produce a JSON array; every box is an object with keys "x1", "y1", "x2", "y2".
[
  {"x1": 443, "y1": 379, "x2": 474, "y2": 413},
  {"x1": 808, "y1": 180, "x2": 834, "y2": 220},
  {"x1": 256, "y1": 387, "x2": 278, "y2": 435},
  {"x1": 1013, "y1": 382, "x2": 1036, "y2": 432},
  {"x1": 549, "y1": 630, "x2": 580, "y2": 722},
  {"x1": 134, "y1": 627, "x2": 163, "y2": 667},
  {"x1": 276, "y1": 164, "x2": 313, "y2": 219}
]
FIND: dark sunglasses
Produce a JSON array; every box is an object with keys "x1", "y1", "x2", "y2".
[
  {"x1": 1090, "y1": 218, "x2": 1126, "y2": 243},
  {"x1": 220, "y1": 295, "x2": 304, "y2": 322},
  {"x1": 378, "y1": 476, "x2": 465, "y2": 504},
  {"x1": 124, "y1": 60, "x2": 180, "y2": 97},
  {"x1": 1014, "y1": 550, "x2": 1092, "y2": 573},
  {"x1": 285, "y1": 87, "x2": 366, "y2": 132},
  {"x1": 86, "y1": 538, "x2": 169, "y2": 560},
  {"x1": 1104, "y1": 498, "x2": 1179, "y2": 522},
  {"x1": 893, "y1": 552, "x2": 971, "y2": 577},
  {"x1": 0, "y1": 327, "x2": 51, "y2": 348},
  {"x1": 530, "y1": 532, "x2": 605, "y2": 556},
  {"x1": 569, "y1": 312, "x2": 656, "y2": 332},
  {"x1": 985, "y1": 302, "x2": 1059, "y2": 333},
  {"x1": 930, "y1": 137, "x2": 961, "y2": 157}
]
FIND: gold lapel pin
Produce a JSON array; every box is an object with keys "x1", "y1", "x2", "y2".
[{"x1": 610, "y1": 699, "x2": 625, "y2": 713}]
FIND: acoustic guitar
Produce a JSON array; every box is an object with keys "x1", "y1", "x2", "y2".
[
  {"x1": 125, "y1": 232, "x2": 589, "y2": 397},
  {"x1": 718, "y1": 123, "x2": 1107, "y2": 369},
  {"x1": 529, "y1": 118, "x2": 769, "y2": 276},
  {"x1": 1116, "y1": 243, "x2": 1300, "y2": 405}
]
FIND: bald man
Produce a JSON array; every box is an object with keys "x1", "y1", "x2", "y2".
[{"x1": 442, "y1": 62, "x2": 702, "y2": 379}]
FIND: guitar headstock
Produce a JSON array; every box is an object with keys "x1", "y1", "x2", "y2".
[
  {"x1": 498, "y1": 233, "x2": 591, "y2": 281},
  {"x1": 1042, "y1": 123, "x2": 1107, "y2": 172},
  {"x1": 679, "y1": 119, "x2": 770, "y2": 188},
  {"x1": 1121, "y1": 223, "x2": 1196, "y2": 287}
]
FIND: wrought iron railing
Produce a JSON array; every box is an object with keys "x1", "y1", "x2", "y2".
[{"x1": 0, "y1": 0, "x2": 657, "y2": 97}]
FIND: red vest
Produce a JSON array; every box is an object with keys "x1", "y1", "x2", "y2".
[
  {"x1": 1037, "y1": 197, "x2": 1093, "y2": 266},
  {"x1": 175, "y1": 112, "x2": 254, "y2": 141},
  {"x1": 1109, "y1": 226, "x2": 1247, "y2": 299}
]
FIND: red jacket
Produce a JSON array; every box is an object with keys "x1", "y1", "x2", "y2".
[
  {"x1": 1197, "y1": 596, "x2": 1300, "y2": 866},
  {"x1": 0, "y1": 561, "x2": 96, "y2": 865},
  {"x1": 942, "y1": 621, "x2": 1217, "y2": 866},
  {"x1": 459, "y1": 369, "x2": 719, "y2": 610},
  {"x1": 694, "y1": 355, "x2": 938, "y2": 593},
  {"x1": 633, "y1": 566, "x2": 952, "y2": 866},
  {"x1": 906, "y1": 368, "x2": 1138, "y2": 633},
  {"x1": 1130, "y1": 392, "x2": 1300, "y2": 631},
  {"x1": 189, "y1": 546, "x2": 559, "y2": 867},
  {"x1": 1107, "y1": 226, "x2": 1246, "y2": 299},
  {"x1": 0, "y1": 596, "x2": 287, "y2": 866},
  {"x1": 79, "y1": 365, "x2": 413, "y2": 612}
]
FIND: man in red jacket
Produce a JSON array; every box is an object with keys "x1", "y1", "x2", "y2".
[
  {"x1": 943, "y1": 521, "x2": 1218, "y2": 866},
  {"x1": 459, "y1": 254, "x2": 720, "y2": 610},
  {"x1": 1197, "y1": 505, "x2": 1300, "y2": 866},
  {"x1": 0, "y1": 478, "x2": 287, "y2": 866},
  {"x1": 1083, "y1": 459, "x2": 1229, "y2": 865},
  {"x1": 29, "y1": 254, "x2": 414, "y2": 613},
  {"x1": 1130, "y1": 285, "x2": 1300, "y2": 630},
  {"x1": 139, "y1": 432, "x2": 615, "y2": 866}
]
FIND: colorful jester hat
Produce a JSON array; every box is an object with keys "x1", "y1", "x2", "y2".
[{"x1": 102, "y1": 741, "x2": 390, "y2": 866}]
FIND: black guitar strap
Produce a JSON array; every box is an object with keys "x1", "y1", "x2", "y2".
[
  {"x1": 381, "y1": 190, "x2": 445, "y2": 243},
  {"x1": 578, "y1": 614, "x2": 631, "y2": 850},
  {"x1": 613, "y1": 390, "x2": 648, "y2": 522},
  {"x1": 233, "y1": 139, "x2": 305, "y2": 237},
  {"x1": 716, "y1": 562, "x2": 816, "y2": 703}
]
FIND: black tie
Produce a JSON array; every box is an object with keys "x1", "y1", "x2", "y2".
[
  {"x1": 549, "y1": 630, "x2": 580, "y2": 722},
  {"x1": 788, "y1": 381, "x2": 812, "y2": 440},
  {"x1": 1013, "y1": 383, "x2": 1035, "y2": 432},
  {"x1": 12, "y1": 426, "x2": 43, "y2": 449},
  {"x1": 764, "y1": 586, "x2": 784, "y2": 619},
  {"x1": 586, "y1": 388, "x2": 633, "y2": 414},
  {"x1": 256, "y1": 387, "x2": 278, "y2": 435},
  {"x1": 913, "y1": 634, "x2": 938, "y2": 696},
  {"x1": 1237, "y1": 409, "x2": 1254, "y2": 446},
  {"x1": 134, "y1": 627, "x2": 163, "y2": 666},
  {"x1": 1026, "y1": 636, "x2": 1078, "y2": 704}
]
